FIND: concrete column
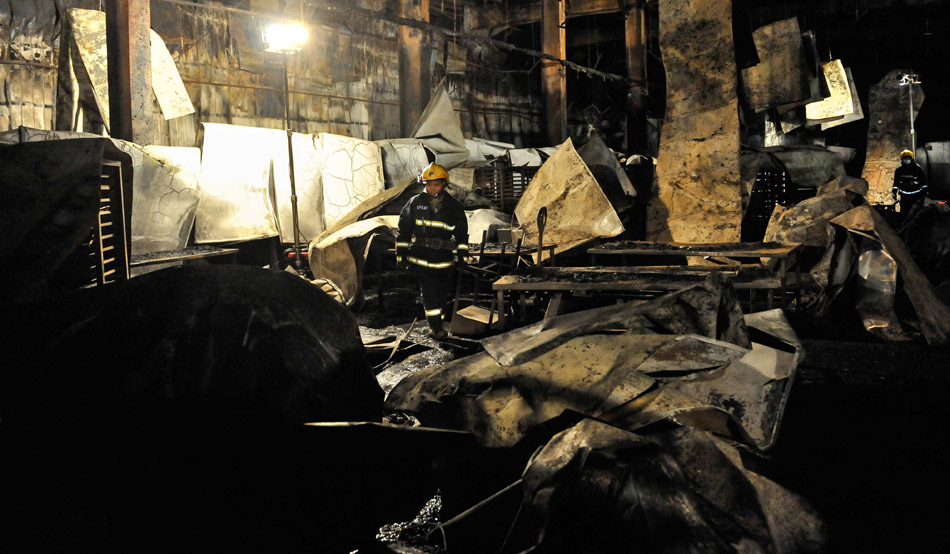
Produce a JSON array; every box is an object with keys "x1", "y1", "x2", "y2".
[
  {"x1": 398, "y1": 0, "x2": 431, "y2": 136},
  {"x1": 542, "y1": 0, "x2": 566, "y2": 145},
  {"x1": 105, "y1": 0, "x2": 153, "y2": 144}
]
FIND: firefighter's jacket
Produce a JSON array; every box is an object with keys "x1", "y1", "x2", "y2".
[
  {"x1": 892, "y1": 162, "x2": 929, "y2": 198},
  {"x1": 395, "y1": 191, "x2": 469, "y2": 269}
]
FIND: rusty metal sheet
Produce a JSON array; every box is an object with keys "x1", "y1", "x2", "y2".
[
  {"x1": 195, "y1": 122, "x2": 282, "y2": 243},
  {"x1": 649, "y1": 0, "x2": 741, "y2": 243},
  {"x1": 740, "y1": 17, "x2": 811, "y2": 113},
  {"x1": 862, "y1": 69, "x2": 925, "y2": 205},
  {"x1": 763, "y1": 190, "x2": 854, "y2": 249},
  {"x1": 513, "y1": 138, "x2": 624, "y2": 264},
  {"x1": 575, "y1": 132, "x2": 637, "y2": 201},
  {"x1": 805, "y1": 59, "x2": 854, "y2": 124},
  {"x1": 150, "y1": 29, "x2": 195, "y2": 120}
]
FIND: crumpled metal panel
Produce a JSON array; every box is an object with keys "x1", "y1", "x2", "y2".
[
  {"x1": 740, "y1": 17, "x2": 811, "y2": 113},
  {"x1": 763, "y1": 189, "x2": 855, "y2": 248},
  {"x1": 149, "y1": 30, "x2": 195, "y2": 120},
  {"x1": 465, "y1": 137, "x2": 513, "y2": 162},
  {"x1": 814, "y1": 205, "x2": 950, "y2": 344},
  {"x1": 575, "y1": 132, "x2": 637, "y2": 202},
  {"x1": 308, "y1": 215, "x2": 398, "y2": 307},
  {"x1": 862, "y1": 69, "x2": 925, "y2": 205},
  {"x1": 853, "y1": 246, "x2": 905, "y2": 339},
  {"x1": 513, "y1": 138, "x2": 624, "y2": 264},
  {"x1": 386, "y1": 274, "x2": 806, "y2": 451},
  {"x1": 375, "y1": 139, "x2": 430, "y2": 188},
  {"x1": 195, "y1": 122, "x2": 282, "y2": 243},
  {"x1": 287, "y1": 132, "x2": 329, "y2": 244},
  {"x1": 410, "y1": 84, "x2": 469, "y2": 170},
  {"x1": 481, "y1": 273, "x2": 750, "y2": 367},
  {"x1": 648, "y1": 0, "x2": 741, "y2": 243},
  {"x1": 805, "y1": 59, "x2": 854, "y2": 124},
  {"x1": 521, "y1": 420, "x2": 826, "y2": 553}
]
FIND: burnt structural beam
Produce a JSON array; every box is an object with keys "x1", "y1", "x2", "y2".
[
  {"x1": 625, "y1": 1, "x2": 647, "y2": 153},
  {"x1": 105, "y1": 0, "x2": 153, "y2": 144},
  {"x1": 542, "y1": 0, "x2": 567, "y2": 146},
  {"x1": 399, "y1": 0, "x2": 431, "y2": 137}
]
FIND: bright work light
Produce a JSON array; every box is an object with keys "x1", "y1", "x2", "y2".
[{"x1": 263, "y1": 22, "x2": 308, "y2": 53}]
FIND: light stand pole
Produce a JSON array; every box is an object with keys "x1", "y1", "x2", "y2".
[
  {"x1": 264, "y1": 21, "x2": 307, "y2": 272},
  {"x1": 899, "y1": 73, "x2": 922, "y2": 153},
  {"x1": 282, "y1": 54, "x2": 302, "y2": 270}
]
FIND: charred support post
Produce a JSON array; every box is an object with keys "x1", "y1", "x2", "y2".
[
  {"x1": 624, "y1": 1, "x2": 647, "y2": 154},
  {"x1": 542, "y1": 0, "x2": 566, "y2": 146},
  {"x1": 398, "y1": 0, "x2": 431, "y2": 136},
  {"x1": 105, "y1": 0, "x2": 153, "y2": 144}
]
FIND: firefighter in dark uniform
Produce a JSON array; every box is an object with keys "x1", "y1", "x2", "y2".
[
  {"x1": 395, "y1": 163, "x2": 469, "y2": 340},
  {"x1": 892, "y1": 148, "x2": 928, "y2": 216}
]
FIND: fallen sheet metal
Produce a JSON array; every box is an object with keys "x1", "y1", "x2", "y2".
[
  {"x1": 317, "y1": 133, "x2": 386, "y2": 230},
  {"x1": 410, "y1": 84, "x2": 469, "y2": 170},
  {"x1": 509, "y1": 147, "x2": 554, "y2": 167},
  {"x1": 481, "y1": 272, "x2": 750, "y2": 367},
  {"x1": 466, "y1": 209, "x2": 511, "y2": 244},
  {"x1": 815, "y1": 205, "x2": 950, "y2": 344},
  {"x1": 740, "y1": 17, "x2": 812, "y2": 113},
  {"x1": 862, "y1": 69, "x2": 925, "y2": 205},
  {"x1": 649, "y1": 0, "x2": 741, "y2": 243},
  {"x1": 521, "y1": 420, "x2": 826, "y2": 553},
  {"x1": 513, "y1": 138, "x2": 624, "y2": 264},
  {"x1": 195, "y1": 122, "x2": 283, "y2": 243},
  {"x1": 465, "y1": 138, "x2": 513, "y2": 162},
  {"x1": 149, "y1": 29, "x2": 195, "y2": 120},
  {"x1": 805, "y1": 59, "x2": 854, "y2": 124},
  {"x1": 375, "y1": 139, "x2": 431, "y2": 188},
  {"x1": 575, "y1": 133, "x2": 638, "y2": 202},
  {"x1": 308, "y1": 215, "x2": 398, "y2": 307},
  {"x1": 388, "y1": 300, "x2": 799, "y2": 451},
  {"x1": 821, "y1": 67, "x2": 864, "y2": 131},
  {"x1": 763, "y1": 190, "x2": 855, "y2": 249}
]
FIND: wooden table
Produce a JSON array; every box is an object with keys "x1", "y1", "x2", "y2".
[
  {"x1": 587, "y1": 240, "x2": 802, "y2": 311},
  {"x1": 491, "y1": 265, "x2": 786, "y2": 328}
]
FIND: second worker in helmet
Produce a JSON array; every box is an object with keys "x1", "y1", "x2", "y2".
[{"x1": 395, "y1": 162, "x2": 469, "y2": 340}]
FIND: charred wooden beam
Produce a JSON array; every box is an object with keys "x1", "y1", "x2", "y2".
[
  {"x1": 542, "y1": 0, "x2": 566, "y2": 145},
  {"x1": 399, "y1": 0, "x2": 431, "y2": 136},
  {"x1": 105, "y1": 0, "x2": 153, "y2": 143}
]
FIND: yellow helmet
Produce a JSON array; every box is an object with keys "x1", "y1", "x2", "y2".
[
  {"x1": 900, "y1": 149, "x2": 914, "y2": 159},
  {"x1": 419, "y1": 162, "x2": 449, "y2": 182}
]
